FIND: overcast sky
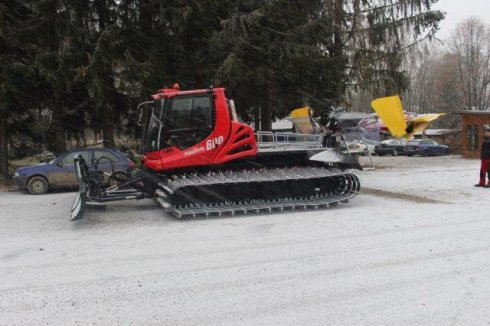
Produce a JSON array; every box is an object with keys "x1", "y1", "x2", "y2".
[{"x1": 434, "y1": 0, "x2": 490, "y2": 40}]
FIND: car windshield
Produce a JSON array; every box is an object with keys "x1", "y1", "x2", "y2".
[{"x1": 407, "y1": 141, "x2": 419, "y2": 145}]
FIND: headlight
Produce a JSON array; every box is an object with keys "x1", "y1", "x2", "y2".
[{"x1": 14, "y1": 171, "x2": 19, "y2": 177}]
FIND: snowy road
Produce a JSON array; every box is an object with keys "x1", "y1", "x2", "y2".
[{"x1": 1, "y1": 156, "x2": 490, "y2": 325}]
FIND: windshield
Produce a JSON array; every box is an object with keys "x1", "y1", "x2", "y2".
[
  {"x1": 142, "y1": 95, "x2": 215, "y2": 152},
  {"x1": 159, "y1": 95, "x2": 214, "y2": 150}
]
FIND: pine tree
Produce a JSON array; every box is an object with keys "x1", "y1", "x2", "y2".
[
  {"x1": 334, "y1": 0, "x2": 445, "y2": 97},
  {"x1": 212, "y1": 0, "x2": 340, "y2": 130},
  {"x1": 0, "y1": 0, "x2": 35, "y2": 178}
]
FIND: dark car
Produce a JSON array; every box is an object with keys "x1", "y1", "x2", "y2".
[
  {"x1": 405, "y1": 139, "x2": 450, "y2": 156},
  {"x1": 13, "y1": 148, "x2": 135, "y2": 195},
  {"x1": 374, "y1": 139, "x2": 408, "y2": 156}
]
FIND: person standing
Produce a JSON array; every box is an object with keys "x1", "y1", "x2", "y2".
[
  {"x1": 321, "y1": 114, "x2": 339, "y2": 148},
  {"x1": 475, "y1": 127, "x2": 490, "y2": 187}
]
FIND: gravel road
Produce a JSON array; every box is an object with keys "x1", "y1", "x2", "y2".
[{"x1": 1, "y1": 156, "x2": 490, "y2": 325}]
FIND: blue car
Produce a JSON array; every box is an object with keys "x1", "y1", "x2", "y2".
[
  {"x1": 405, "y1": 139, "x2": 450, "y2": 157},
  {"x1": 13, "y1": 148, "x2": 135, "y2": 194}
]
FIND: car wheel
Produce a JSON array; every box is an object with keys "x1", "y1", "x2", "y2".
[
  {"x1": 407, "y1": 154, "x2": 414, "y2": 157},
  {"x1": 393, "y1": 149, "x2": 398, "y2": 156},
  {"x1": 27, "y1": 176, "x2": 48, "y2": 195},
  {"x1": 108, "y1": 172, "x2": 130, "y2": 187}
]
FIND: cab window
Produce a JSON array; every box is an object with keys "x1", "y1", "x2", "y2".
[
  {"x1": 153, "y1": 99, "x2": 165, "y2": 120},
  {"x1": 161, "y1": 95, "x2": 214, "y2": 149}
]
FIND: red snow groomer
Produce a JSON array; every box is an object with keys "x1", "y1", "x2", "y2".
[{"x1": 71, "y1": 87, "x2": 361, "y2": 221}]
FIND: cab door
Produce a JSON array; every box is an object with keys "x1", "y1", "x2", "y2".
[{"x1": 158, "y1": 94, "x2": 216, "y2": 168}]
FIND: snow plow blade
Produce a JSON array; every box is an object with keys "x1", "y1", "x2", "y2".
[
  {"x1": 70, "y1": 155, "x2": 145, "y2": 222},
  {"x1": 70, "y1": 155, "x2": 88, "y2": 221}
]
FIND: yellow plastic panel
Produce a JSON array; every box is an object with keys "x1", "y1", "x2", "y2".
[
  {"x1": 290, "y1": 107, "x2": 311, "y2": 118},
  {"x1": 371, "y1": 95, "x2": 407, "y2": 138}
]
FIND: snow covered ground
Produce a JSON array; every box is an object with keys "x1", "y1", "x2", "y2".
[{"x1": 1, "y1": 155, "x2": 490, "y2": 325}]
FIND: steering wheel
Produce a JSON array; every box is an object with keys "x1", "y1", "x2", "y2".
[{"x1": 166, "y1": 128, "x2": 211, "y2": 149}]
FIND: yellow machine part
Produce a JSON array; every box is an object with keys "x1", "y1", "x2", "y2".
[
  {"x1": 289, "y1": 107, "x2": 317, "y2": 134},
  {"x1": 410, "y1": 113, "x2": 446, "y2": 124},
  {"x1": 408, "y1": 113, "x2": 446, "y2": 139},
  {"x1": 370, "y1": 95, "x2": 407, "y2": 138},
  {"x1": 370, "y1": 96, "x2": 446, "y2": 140},
  {"x1": 290, "y1": 107, "x2": 311, "y2": 118}
]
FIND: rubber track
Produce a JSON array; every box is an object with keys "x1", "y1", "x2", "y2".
[{"x1": 155, "y1": 167, "x2": 360, "y2": 218}]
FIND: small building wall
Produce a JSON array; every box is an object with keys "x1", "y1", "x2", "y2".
[{"x1": 459, "y1": 111, "x2": 490, "y2": 158}]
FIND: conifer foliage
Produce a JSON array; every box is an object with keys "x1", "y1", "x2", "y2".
[{"x1": 0, "y1": 0, "x2": 443, "y2": 178}]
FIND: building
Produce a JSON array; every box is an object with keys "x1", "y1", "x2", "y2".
[{"x1": 459, "y1": 111, "x2": 490, "y2": 158}]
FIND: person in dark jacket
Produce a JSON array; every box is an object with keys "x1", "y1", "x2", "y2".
[
  {"x1": 476, "y1": 127, "x2": 490, "y2": 187},
  {"x1": 320, "y1": 114, "x2": 339, "y2": 148}
]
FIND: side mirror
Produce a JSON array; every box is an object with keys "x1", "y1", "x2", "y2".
[{"x1": 56, "y1": 161, "x2": 63, "y2": 168}]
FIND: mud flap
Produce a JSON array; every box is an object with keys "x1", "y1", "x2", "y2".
[
  {"x1": 70, "y1": 156, "x2": 87, "y2": 221},
  {"x1": 310, "y1": 148, "x2": 363, "y2": 170}
]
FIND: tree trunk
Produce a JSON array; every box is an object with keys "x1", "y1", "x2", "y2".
[
  {"x1": 94, "y1": 0, "x2": 114, "y2": 148},
  {"x1": 259, "y1": 68, "x2": 273, "y2": 132},
  {"x1": 75, "y1": 133, "x2": 80, "y2": 148},
  {"x1": 331, "y1": 0, "x2": 345, "y2": 101},
  {"x1": 0, "y1": 109, "x2": 9, "y2": 179},
  {"x1": 101, "y1": 102, "x2": 115, "y2": 148},
  {"x1": 52, "y1": 103, "x2": 66, "y2": 155},
  {"x1": 260, "y1": 94, "x2": 273, "y2": 132},
  {"x1": 254, "y1": 107, "x2": 260, "y2": 131},
  {"x1": 100, "y1": 73, "x2": 115, "y2": 148}
]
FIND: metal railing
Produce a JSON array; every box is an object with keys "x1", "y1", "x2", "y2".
[{"x1": 256, "y1": 131, "x2": 323, "y2": 149}]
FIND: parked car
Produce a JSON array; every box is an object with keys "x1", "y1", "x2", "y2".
[
  {"x1": 374, "y1": 139, "x2": 408, "y2": 156},
  {"x1": 405, "y1": 139, "x2": 450, "y2": 156},
  {"x1": 13, "y1": 148, "x2": 135, "y2": 195},
  {"x1": 346, "y1": 139, "x2": 379, "y2": 156}
]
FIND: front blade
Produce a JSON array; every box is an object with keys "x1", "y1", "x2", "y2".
[
  {"x1": 70, "y1": 156, "x2": 87, "y2": 221},
  {"x1": 71, "y1": 190, "x2": 86, "y2": 221}
]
